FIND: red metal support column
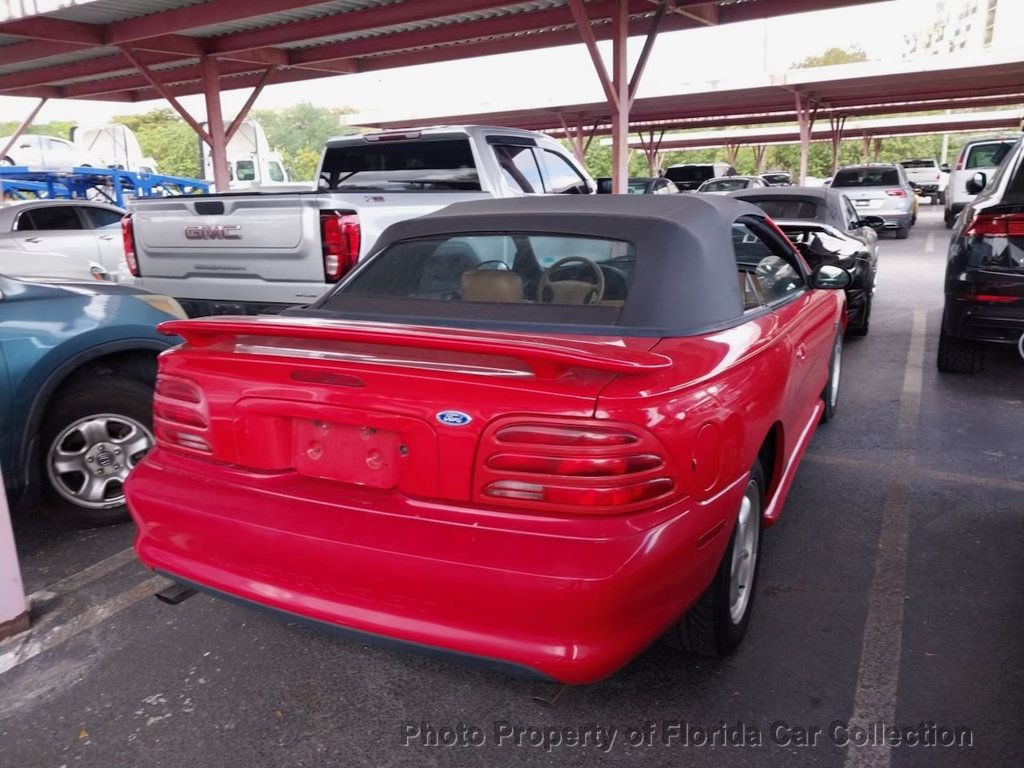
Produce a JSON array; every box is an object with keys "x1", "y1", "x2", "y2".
[
  {"x1": 225, "y1": 66, "x2": 277, "y2": 143},
  {"x1": 610, "y1": 0, "x2": 629, "y2": 193},
  {"x1": 829, "y1": 115, "x2": 846, "y2": 175},
  {"x1": 201, "y1": 55, "x2": 230, "y2": 192}
]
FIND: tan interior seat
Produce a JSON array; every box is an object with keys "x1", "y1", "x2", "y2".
[{"x1": 460, "y1": 270, "x2": 524, "y2": 303}]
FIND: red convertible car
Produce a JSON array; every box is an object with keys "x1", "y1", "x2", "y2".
[{"x1": 126, "y1": 196, "x2": 850, "y2": 684}]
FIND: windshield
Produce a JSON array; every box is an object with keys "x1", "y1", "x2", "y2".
[
  {"x1": 964, "y1": 142, "x2": 1015, "y2": 170},
  {"x1": 319, "y1": 138, "x2": 481, "y2": 191},
  {"x1": 701, "y1": 179, "x2": 749, "y2": 192},
  {"x1": 327, "y1": 233, "x2": 635, "y2": 322},
  {"x1": 627, "y1": 181, "x2": 652, "y2": 194},
  {"x1": 832, "y1": 168, "x2": 900, "y2": 187}
]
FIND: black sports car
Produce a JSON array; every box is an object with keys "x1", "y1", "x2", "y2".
[
  {"x1": 728, "y1": 187, "x2": 882, "y2": 335},
  {"x1": 938, "y1": 138, "x2": 1024, "y2": 373}
]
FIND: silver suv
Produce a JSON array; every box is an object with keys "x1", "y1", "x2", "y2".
[{"x1": 829, "y1": 164, "x2": 915, "y2": 239}]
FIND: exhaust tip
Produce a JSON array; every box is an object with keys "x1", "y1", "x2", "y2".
[{"x1": 155, "y1": 583, "x2": 198, "y2": 605}]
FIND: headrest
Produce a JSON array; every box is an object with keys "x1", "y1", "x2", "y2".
[{"x1": 460, "y1": 270, "x2": 523, "y2": 303}]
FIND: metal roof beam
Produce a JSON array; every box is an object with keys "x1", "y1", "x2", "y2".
[{"x1": 0, "y1": 17, "x2": 102, "y2": 44}]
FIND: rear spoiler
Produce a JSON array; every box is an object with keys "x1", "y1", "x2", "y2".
[{"x1": 159, "y1": 317, "x2": 672, "y2": 378}]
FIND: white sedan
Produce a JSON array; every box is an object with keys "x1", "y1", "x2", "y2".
[
  {"x1": 0, "y1": 134, "x2": 105, "y2": 168},
  {"x1": 0, "y1": 200, "x2": 127, "y2": 276},
  {"x1": 0, "y1": 247, "x2": 108, "y2": 282}
]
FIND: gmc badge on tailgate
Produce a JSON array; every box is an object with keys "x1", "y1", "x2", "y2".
[{"x1": 185, "y1": 224, "x2": 241, "y2": 240}]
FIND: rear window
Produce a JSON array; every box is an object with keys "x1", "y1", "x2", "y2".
[
  {"x1": 319, "y1": 139, "x2": 480, "y2": 191},
  {"x1": 832, "y1": 168, "x2": 900, "y2": 187},
  {"x1": 330, "y1": 233, "x2": 635, "y2": 322},
  {"x1": 964, "y1": 142, "x2": 1014, "y2": 170},
  {"x1": 900, "y1": 160, "x2": 936, "y2": 169},
  {"x1": 701, "y1": 179, "x2": 749, "y2": 192},
  {"x1": 747, "y1": 199, "x2": 821, "y2": 220},
  {"x1": 762, "y1": 173, "x2": 790, "y2": 184}
]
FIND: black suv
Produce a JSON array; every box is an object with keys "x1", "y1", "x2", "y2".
[{"x1": 938, "y1": 138, "x2": 1024, "y2": 373}]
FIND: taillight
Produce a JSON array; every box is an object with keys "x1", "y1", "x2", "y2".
[
  {"x1": 965, "y1": 213, "x2": 1024, "y2": 237},
  {"x1": 121, "y1": 214, "x2": 140, "y2": 276},
  {"x1": 475, "y1": 419, "x2": 677, "y2": 514},
  {"x1": 153, "y1": 375, "x2": 211, "y2": 454},
  {"x1": 885, "y1": 188, "x2": 907, "y2": 198},
  {"x1": 321, "y1": 211, "x2": 360, "y2": 282},
  {"x1": 955, "y1": 151, "x2": 965, "y2": 171}
]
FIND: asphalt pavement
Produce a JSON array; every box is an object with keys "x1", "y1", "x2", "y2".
[{"x1": 1, "y1": 206, "x2": 1022, "y2": 768}]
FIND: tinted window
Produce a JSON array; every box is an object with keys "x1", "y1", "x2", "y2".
[
  {"x1": 339, "y1": 233, "x2": 635, "y2": 314},
  {"x1": 22, "y1": 206, "x2": 83, "y2": 230},
  {"x1": 319, "y1": 139, "x2": 480, "y2": 191},
  {"x1": 82, "y1": 206, "x2": 123, "y2": 228},
  {"x1": 900, "y1": 160, "x2": 936, "y2": 169},
  {"x1": 832, "y1": 168, "x2": 900, "y2": 187},
  {"x1": 746, "y1": 199, "x2": 821, "y2": 220},
  {"x1": 627, "y1": 180, "x2": 652, "y2": 194},
  {"x1": 235, "y1": 160, "x2": 256, "y2": 181},
  {"x1": 732, "y1": 223, "x2": 805, "y2": 305},
  {"x1": 665, "y1": 166, "x2": 716, "y2": 184},
  {"x1": 538, "y1": 150, "x2": 589, "y2": 194},
  {"x1": 762, "y1": 173, "x2": 790, "y2": 184},
  {"x1": 268, "y1": 161, "x2": 285, "y2": 182},
  {"x1": 494, "y1": 145, "x2": 543, "y2": 193},
  {"x1": 964, "y1": 141, "x2": 1014, "y2": 170}
]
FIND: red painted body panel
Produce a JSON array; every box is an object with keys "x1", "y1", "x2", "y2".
[{"x1": 127, "y1": 294, "x2": 844, "y2": 683}]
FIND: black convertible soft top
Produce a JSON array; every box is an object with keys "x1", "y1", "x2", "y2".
[
  {"x1": 727, "y1": 186, "x2": 851, "y2": 230},
  {"x1": 304, "y1": 195, "x2": 777, "y2": 336}
]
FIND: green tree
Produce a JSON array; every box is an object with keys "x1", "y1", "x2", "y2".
[
  {"x1": 112, "y1": 108, "x2": 200, "y2": 178},
  {"x1": 794, "y1": 46, "x2": 868, "y2": 69},
  {"x1": 252, "y1": 103, "x2": 353, "y2": 180}
]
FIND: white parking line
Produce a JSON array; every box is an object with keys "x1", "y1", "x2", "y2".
[
  {"x1": 0, "y1": 574, "x2": 169, "y2": 677},
  {"x1": 843, "y1": 308, "x2": 926, "y2": 768},
  {"x1": 925, "y1": 230, "x2": 935, "y2": 254},
  {"x1": 27, "y1": 546, "x2": 137, "y2": 602}
]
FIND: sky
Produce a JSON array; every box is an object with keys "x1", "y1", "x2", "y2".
[{"x1": 0, "y1": 0, "x2": 1016, "y2": 127}]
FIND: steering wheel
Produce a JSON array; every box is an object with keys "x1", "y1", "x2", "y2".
[
  {"x1": 536, "y1": 256, "x2": 605, "y2": 305},
  {"x1": 474, "y1": 260, "x2": 511, "y2": 270}
]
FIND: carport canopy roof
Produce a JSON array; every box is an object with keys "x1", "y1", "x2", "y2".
[
  {"x1": 0, "y1": 0, "x2": 889, "y2": 102},
  {"x1": 360, "y1": 52, "x2": 1024, "y2": 137}
]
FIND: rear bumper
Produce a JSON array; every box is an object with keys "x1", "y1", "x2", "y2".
[
  {"x1": 127, "y1": 450, "x2": 745, "y2": 684},
  {"x1": 872, "y1": 212, "x2": 911, "y2": 229},
  {"x1": 943, "y1": 297, "x2": 1024, "y2": 344}
]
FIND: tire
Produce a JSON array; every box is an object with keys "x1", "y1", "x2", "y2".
[
  {"x1": 847, "y1": 295, "x2": 871, "y2": 337},
  {"x1": 41, "y1": 376, "x2": 155, "y2": 526},
  {"x1": 937, "y1": 327, "x2": 984, "y2": 374},
  {"x1": 937, "y1": 190, "x2": 946, "y2": 206},
  {"x1": 944, "y1": 210, "x2": 955, "y2": 229},
  {"x1": 664, "y1": 459, "x2": 765, "y2": 657},
  {"x1": 1, "y1": 157, "x2": 13, "y2": 166},
  {"x1": 819, "y1": 332, "x2": 843, "y2": 423},
  {"x1": 895, "y1": 225, "x2": 909, "y2": 239}
]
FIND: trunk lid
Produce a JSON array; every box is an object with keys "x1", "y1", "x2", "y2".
[{"x1": 153, "y1": 316, "x2": 669, "y2": 503}]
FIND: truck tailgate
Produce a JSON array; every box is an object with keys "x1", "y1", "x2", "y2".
[{"x1": 131, "y1": 193, "x2": 322, "y2": 282}]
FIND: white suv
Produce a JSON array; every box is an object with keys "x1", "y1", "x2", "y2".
[{"x1": 944, "y1": 135, "x2": 1020, "y2": 229}]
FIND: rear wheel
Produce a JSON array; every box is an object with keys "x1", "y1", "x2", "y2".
[
  {"x1": 847, "y1": 295, "x2": 871, "y2": 337},
  {"x1": 664, "y1": 459, "x2": 765, "y2": 657},
  {"x1": 944, "y1": 210, "x2": 956, "y2": 229},
  {"x1": 1, "y1": 157, "x2": 13, "y2": 166},
  {"x1": 41, "y1": 377, "x2": 155, "y2": 526},
  {"x1": 895, "y1": 225, "x2": 909, "y2": 239},
  {"x1": 937, "y1": 327, "x2": 984, "y2": 374}
]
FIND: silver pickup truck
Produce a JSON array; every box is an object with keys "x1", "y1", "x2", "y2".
[{"x1": 124, "y1": 125, "x2": 595, "y2": 316}]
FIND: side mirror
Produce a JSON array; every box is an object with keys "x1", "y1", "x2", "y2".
[
  {"x1": 858, "y1": 215, "x2": 886, "y2": 229},
  {"x1": 940, "y1": 163, "x2": 950, "y2": 173},
  {"x1": 811, "y1": 264, "x2": 852, "y2": 290},
  {"x1": 965, "y1": 171, "x2": 987, "y2": 196}
]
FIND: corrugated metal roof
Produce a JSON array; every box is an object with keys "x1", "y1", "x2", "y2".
[
  {"x1": 49, "y1": 0, "x2": 207, "y2": 24},
  {"x1": 182, "y1": 0, "x2": 401, "y2": 38},
  {"x1": 0, "y1": 47, "x2": 119, "y2": 77}
]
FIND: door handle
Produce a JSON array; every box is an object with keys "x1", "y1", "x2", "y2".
[
  {"x1": 25, "y1": 237, "x2": 42, "y2": 243},
  {"x1": 99, "y1": 235, "x2": 115, "y2": 240}
]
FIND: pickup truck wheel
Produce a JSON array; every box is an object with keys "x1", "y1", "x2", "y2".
[
  {"x1": 663, "y1": 459, "x2": 765, "y2": 657},
  {"x1": 937, "y1": 327, "x2": 984, "y2": 374},
  {"x1": 1, "y1": 157, "x2": 12, "y2": 166},
  {"x1": 42, "y1": 377, "x2": 155, "y2": 526},
  {"x1": 944, "y1": 210, "x2": 955, "y2": 229},
  {"x1": 895, "y1": 225, "x2": 910, "y2": 239}
]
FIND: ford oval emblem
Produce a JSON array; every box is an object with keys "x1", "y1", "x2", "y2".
[{"x1": 436, "y1": 410, "x2": 472, "y2": 427}]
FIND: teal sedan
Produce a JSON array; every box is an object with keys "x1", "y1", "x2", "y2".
[{"x1": 0, "y1": 274, "x2": 183, "y2": 525}]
